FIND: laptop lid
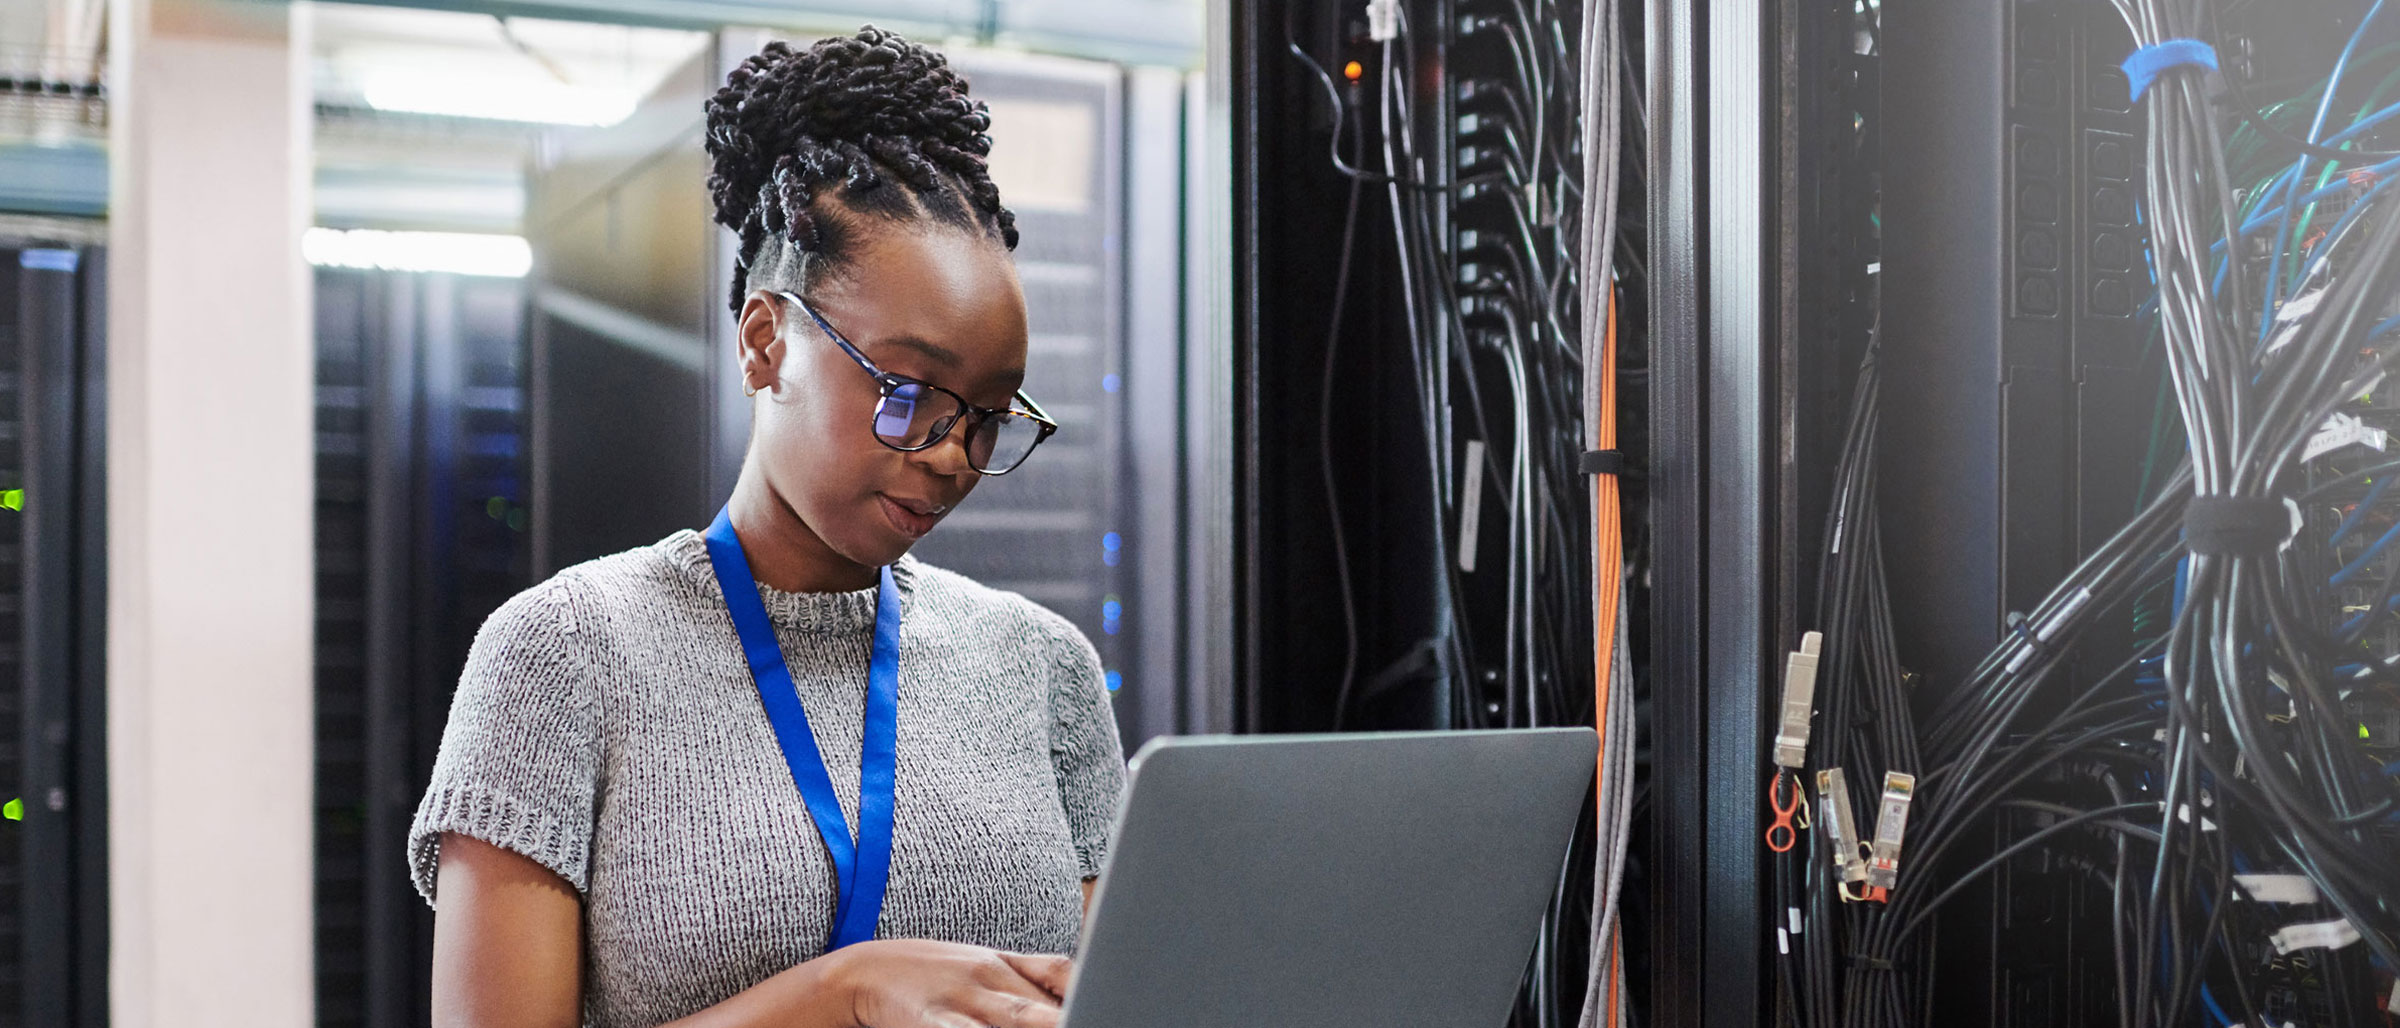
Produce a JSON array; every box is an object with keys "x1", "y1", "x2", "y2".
[{"x1": 1060, "y1": 728, "x2": 1598, "y2": 1028}]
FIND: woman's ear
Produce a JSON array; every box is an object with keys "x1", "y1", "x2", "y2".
[{"x1": 735, "y1": 290, "x2": 785, "y2": 395}]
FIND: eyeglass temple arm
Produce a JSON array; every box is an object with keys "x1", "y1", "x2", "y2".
[
  {"x1": 783, "y1": 289, "x2": 1053, "y2": 425},
  {"x1": 775, "y1": 290, "x2": 881, "y2": 376}
]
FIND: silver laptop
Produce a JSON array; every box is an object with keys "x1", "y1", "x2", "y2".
[{"x1": 1061, "y1": 728, "x2": 1599, "y2": 1028}]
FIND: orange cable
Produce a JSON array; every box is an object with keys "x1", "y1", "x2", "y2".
[
  {"x1": 1593, "y1": 280, "x2": 1622, "y2": 769},
  {"x1": 1593, "y1": 281, "x2": 1625, "y2": 1028}
]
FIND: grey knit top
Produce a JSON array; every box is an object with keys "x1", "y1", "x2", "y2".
[{"x1": 407, "y1": 529, "x2": 1127, "y2": 1028}]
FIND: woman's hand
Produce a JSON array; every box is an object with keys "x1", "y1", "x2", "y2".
[
  {"x1": 827, "y1": 940, "x2": 1073, "y2": 1028},
  {"x1": 435, "y1": 832, "x2": 1073, "y2": 1028}
]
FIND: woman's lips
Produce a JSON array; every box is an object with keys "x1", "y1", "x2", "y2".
[{"x1": 877, "y1": 494, "x2": 945, "y2": 539}]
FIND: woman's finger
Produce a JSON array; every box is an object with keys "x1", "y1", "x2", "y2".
[
  {"x1": 973, "y1": 956, "x2": 1068, "y2": 1011},
  {"x1": 961, "y1": 988, "x2": 1062, "y2": 1028},
  {"x1": 995, "y1": 952, "x2": 1075, "y2": 998}
]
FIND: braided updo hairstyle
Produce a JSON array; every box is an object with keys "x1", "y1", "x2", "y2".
[{"x1": 705, "y1": 26, "x2": 1021, "y2": 315}]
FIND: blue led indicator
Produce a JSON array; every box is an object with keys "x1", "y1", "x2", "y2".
[
  {"x1": 1102, "y1": 599, "x2": 1122, "y2": 619},
  {"x1": 1102, "y1": 373, "x2": 1122, "y2": 393},
  {"x1": 1102, "y1": 532, "x2": 1122, "y2": 552},
  {"x1": 19, "y1": 249, "x2": 77, "y2": 273},
  {"x1": 1103, "y1": 551, "x2": 1121, "y2": 567},
  {"x1": 1105, "y1": 670, "x2": 1122, "y2": 692}
]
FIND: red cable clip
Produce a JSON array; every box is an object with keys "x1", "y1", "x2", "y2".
[{"x1": 1765, "y1": 771, "x2": 1802, "y2": 853}]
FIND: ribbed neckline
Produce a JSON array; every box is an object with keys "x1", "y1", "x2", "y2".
[{"x1": 659, "y1": 529, "x2": 917, "y2": 635}]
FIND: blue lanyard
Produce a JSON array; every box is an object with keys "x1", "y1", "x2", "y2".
[{"x1": 703, "y1": 505, "x2": 901, "y2": 951}]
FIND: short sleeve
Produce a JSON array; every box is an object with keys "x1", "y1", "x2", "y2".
[
  {"x1": 1042, "y1": 615, "x2": 1127, "y2": 879},
  {"x1": 407, "y1": 575, "x2": 604, "y2": 905}
]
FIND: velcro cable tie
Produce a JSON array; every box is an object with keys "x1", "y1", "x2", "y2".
[
  {"x1": 2123, "y1": 39, "x2": 2218, "y2": 103},
  {"x1": 1580, "y1": 449, "x2": 1627, "y2": 476},
  {"x1": 2184, "y1": 495, "x2": 2301, "y2": 557}
]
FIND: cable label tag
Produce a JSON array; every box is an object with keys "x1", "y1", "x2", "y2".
[
  {"x1": 1366, "y1": 0, "x2": 1399, "y2": 41},
  {"x1": 2387, "y1": 978, "x2": 2399, "y2": 1016},
  {"x1": 2263, "y1": 288, "x2": 2326, "y2": 354},
  {"x1": 2269, "y1": 918, "x2": 2361, "y2": 955},
  {"x1": 1459, "y1": 440, "x2": 1486, "y2": 573},
  {"x1": 2305, "y1": 412, "x2": 2388, "y2": 463},
  {"x1": 2233, "y1": 873, "x2": 2320, "y2": 904}
]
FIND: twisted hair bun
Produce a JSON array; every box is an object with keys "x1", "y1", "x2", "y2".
[{"x1": 705, "y1": 27, "x2": 1019, "y2": 313}]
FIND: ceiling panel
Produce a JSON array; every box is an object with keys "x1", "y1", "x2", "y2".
[{"x1": 294, "y1": 0, "x2": 1200, "y2": 67}]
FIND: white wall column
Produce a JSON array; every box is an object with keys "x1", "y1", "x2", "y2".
[{"x1": 105, "y1": 0, "x2": 315, "y2": 1024}]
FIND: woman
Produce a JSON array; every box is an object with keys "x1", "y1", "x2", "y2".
[{"x1": 409, "y1": 28, "x2": 1125, "y2": 1028}]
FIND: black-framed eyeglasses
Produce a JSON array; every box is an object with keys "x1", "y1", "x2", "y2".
[{"x1": 776, "y1": 290, "x2": 1058, "y2": 476}]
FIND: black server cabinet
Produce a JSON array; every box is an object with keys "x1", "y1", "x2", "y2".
[
  {"x1": 1882, "y1": 0, "x2": 2151, "y2": 698},
  {"x1": 1881, "y1": 6, "x2": 2152, "y2": 1026},
  {"x1": 1, "y1": 241, "x2": 108, "y2": 1028},
  {"x1": 313, "y1": 267, "x2": 531, "y2": 1028},
  {"x1": 1230, "y1": 0, "x2": 1839, "y2": 1025},
  {"x1": 1226, "y1": 0, "x2": 1480, "y2": 737}
]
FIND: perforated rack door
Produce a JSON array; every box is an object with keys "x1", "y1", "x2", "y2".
[
  {"x1": 312, "y1": 267, "x2": 530, "y2": 1028},
  {"x1": 2, "y1": 241, "x2": 107, "y2": 1028},
  {"x1": 0, "y1": 247, "x2": 24, "y2": 1028}
]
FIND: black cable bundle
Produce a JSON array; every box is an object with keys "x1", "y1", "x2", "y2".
[
  {"x1": 1288, "y1": 2, "x2": 1643, "y2": 1026},
  {"x1": 1779, "y1": 323, "x2": 1926, "y2": 1028},
  {"x1": 1778, "y1": 1, "x2": 2400, "y2": 1025}
]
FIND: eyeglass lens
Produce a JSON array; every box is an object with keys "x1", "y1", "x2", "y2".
[
  {"x1": 970, "y1": 412, "x2": 1045, "y2": 474},
  {"x1": 872, "y1": 384, "x2": 1044, "y2": 473},
  {"x1": 875, "y1": 382, "x2": 950, "y2": 445}
]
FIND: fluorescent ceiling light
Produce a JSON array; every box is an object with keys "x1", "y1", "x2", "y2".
[
  {"x1": 360, "y1": 70, "x2": 636, "y2": 126},
  {"x1": 304, "y1": 228, "x2": 531, "y2": 278}
]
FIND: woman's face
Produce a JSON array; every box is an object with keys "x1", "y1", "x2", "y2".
[{"x1": 736, "y1": 225, "x2": 1030, "y2": 570}]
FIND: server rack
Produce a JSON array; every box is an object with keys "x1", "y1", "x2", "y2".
[
  {"x1": 1881, "y1": 0, "x2": 2152, "y2": 707},
  {"x1": 1871, "y1": 4, "x2": 2389, "y2": 1027},
  {"x1": 313, "y1": 267, "x2": 531, "y2": 1028},
  {"x1": 1228, "y1": 0, "x2": 1456, "y2": 736},
  {"x1": 1238, "y1": 0, "x2": 2400, "y2": 1025},
  {"x1": 1879, "y1": 5, "x2": 2150, "y2": 1022},
  {"x1": 1, "y1": 239, "x2": 108, "y2": 1028},
  {"x1": 1227, "y1": 0, "x2": 1827, "y2": 1024},
  {"x1": 909, "y1": 51, "x2": 1141, "y2": 726}
]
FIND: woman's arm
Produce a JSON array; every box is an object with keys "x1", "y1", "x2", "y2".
[
  {"x1": 432, "y1": 832, "x2": 1072, "y2": 1028},
  {"x1": 430, "y1": 834, "x2": 588, "y2": 1028}
]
